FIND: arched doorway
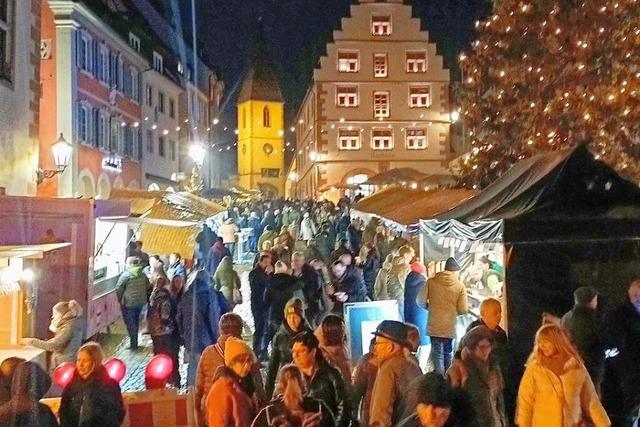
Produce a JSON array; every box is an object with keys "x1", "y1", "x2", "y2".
[
  {"x1": 258, "y1": 183, "x2": 279, "y2": 199},
  {"x1": 343, "y1": 169, "x2": 376, "y2": 197},
  {"x1": 77, "y1": 169, "x2": 95, "y2": 198}
]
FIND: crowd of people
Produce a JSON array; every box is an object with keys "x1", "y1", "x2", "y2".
[{"x1": 1, "y1": 196, "x2": 639, "y2": 426}]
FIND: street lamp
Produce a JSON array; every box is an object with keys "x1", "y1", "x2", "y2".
[
  {"x1": 288, "y1": 171, "x2": 298, "y2": 181},
  {"x1": 188, "y1": 143, "x2": 206, "y2": 166},
  {"x1": 184, "y1": 143, "x2": 206, "y2": 193},
  {"x1": 36, "y1": 133, "x2": 72, "y2": 184},
  {"x1": 450, "y1": 110, "x2": 460, "y2": 123}
]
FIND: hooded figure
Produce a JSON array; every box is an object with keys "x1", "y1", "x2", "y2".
[
  {"x1": 213, "y1": 256, "x2": 242, "y2": 306},
  {"x1": 0, "y1": 361, "x2": 57, "y2": 427},
  {"x1": 177, "y1": 269, "x2": 231, "y2": 386},
  {"x1": 22, "y1": 300, "x2": 84, "y2": 367},
  {"x1": 266, "y1": 298, "x2": 313, "y2": 397}
]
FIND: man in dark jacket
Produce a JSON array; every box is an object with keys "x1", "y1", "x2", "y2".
[
  {"x1": 315, "y1": 224, "x2": 336, "y2": 263},
  {"x1": 292, "y1": 330, "x2": 352, "y2": 427},
  {"x1": 362, "y1": 243, "x2": 381, "y2": 300},
  {"x1": 167, "y1": 252, "x2": 187, "y2": 281},
  {"x1": 330, "y1": 238, "x2": 353, "y2": 264},
  {"x1": 292, "y1": 251, "x2": 325, "y2": 326},
  {"x1": 606, "y1": 278, "x2": 640, "y2": 427},
  {"x1": 346, "y1": 219, "x2": 362, "y2": 256},
  {"x1": 328, "y1": 261, "x2": 367, "y2": 316},
  {"x1": 249, "y1": 253, "x2": 273, "y2": 360},
  {"x1": 265, "y1": 262, "x2": 303, "y2": 339},
  {"x1": 116, "y1": 256, "x2": 150, "y2": 350},
  {"x1": 176, "y1": 269, "x2": 231, "y2": 387},
  {"x1": 266, "y1": 298, "x2": 313, "y2": 397},
  {"x1": 561, "y1": 287, "x2": 604, "y2": 389}
]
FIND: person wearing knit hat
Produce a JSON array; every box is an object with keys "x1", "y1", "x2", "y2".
[
  {"x1": 206, "y1": 337, "x2": 257, "y2": 427},
  {"x1": 560, "y1": 286, "x2": 604, "y2": 390},
  {"x1": 266, "y1": 298, "x2": 312, "y2": 398},
  {"x1": 447, "y1": 326, "x2": 506, "y2": 427},
  {"x1": 404, "y1": 262, "x2": 429, "y2": 346}
]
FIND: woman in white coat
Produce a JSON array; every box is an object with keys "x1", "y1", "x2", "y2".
[{"x1": 516, "y1": 323, "x2": 610, "y2": 427}]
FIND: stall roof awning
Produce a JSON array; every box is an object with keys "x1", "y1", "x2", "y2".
[
  {"x1": 354, "y1": 187, "x2": 477, "y2": 226},
  {"x1": 99, "y1": 216, "x2": 198, "y2": 228},
  {"x1": 0, "y1": 243, "x2": 71, "y2": 259},
  {"x1": 434, "y1": 145, "x2": 640, "y2": 224},
  {"x1": 109, "y1": 188, "x2": 164, "y2": 215}
]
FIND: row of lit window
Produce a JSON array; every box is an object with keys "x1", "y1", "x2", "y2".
[
  {"x1": 337, "y1": 128, "x2": 428, "y2": 151},
  {"x1": 337, "y1": 51, "x2": 427, "y2": 75},
  {"x1": 76, "y1": 102, "x2": 140, "y2": 160},
  {"x1": 336, "y1": 87, "x2": 431, "y2": 116}
]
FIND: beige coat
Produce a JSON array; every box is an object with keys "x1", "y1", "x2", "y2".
[
  {"x1": 417, "y1": 271, "x2": 468, "y2": 338},
  {"x1": 516, "y1": 357, "x2": 610, "y2": 427},
  {"x1": 219, "y1": 223, "x2": 238, "y2": 243}
]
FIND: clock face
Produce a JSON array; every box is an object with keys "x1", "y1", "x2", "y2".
[{"x1": 263, "y1": 143, "x2": 273, "y2": 154}]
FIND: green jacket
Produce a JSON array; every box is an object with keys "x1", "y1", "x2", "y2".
[{"x1": 116, "y1": 266, "x2": 150, "y2": 307}]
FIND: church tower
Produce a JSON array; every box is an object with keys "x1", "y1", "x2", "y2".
[{"x1": 237, "y1": 38, "x2": 285, "y2": 198}]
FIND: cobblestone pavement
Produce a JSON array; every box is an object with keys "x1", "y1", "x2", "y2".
[{"x1": 99, "y1": 263, "x2": 253, "y2": 392}]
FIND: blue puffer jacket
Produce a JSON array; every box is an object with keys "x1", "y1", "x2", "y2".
[
  {"x1": 404, "y1": 271, "x2": 428, "y2": 345},
  {"x1": 176, "y1": 271, "x2": 231, "y2": 354}
]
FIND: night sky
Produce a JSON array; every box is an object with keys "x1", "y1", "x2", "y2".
[{"x1": 173, "y1": 0, "x2": 490, "y2": 170}]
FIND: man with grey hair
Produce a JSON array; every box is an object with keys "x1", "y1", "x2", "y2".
[{"x1": 116, "y1": 256, "x2": 150, "y2": 349}]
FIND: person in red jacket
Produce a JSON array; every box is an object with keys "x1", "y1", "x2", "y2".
[{"x1": 206, "y1": 338, "x2": 258, "y2": 427}]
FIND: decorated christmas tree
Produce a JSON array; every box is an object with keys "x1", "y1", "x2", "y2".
[{"x1": 459, "y1": 0, "x2": 640, "y2": 188}]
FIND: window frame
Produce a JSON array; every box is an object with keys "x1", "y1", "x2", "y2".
[
  {"x1": 169, "y1": 98, "x2": 175, "y2": 119},
  {"x1": 97, "y1": 44, "x2": 109, "y2": 83},
  {"x1": 158, "y1": 135, "x2": 166, "y2": 158},
  {"x1": 170, "y1": 140, "x2": 176, "y2": 161},
  {"x1": 0, "y1": 0, "x2": 14, "y2": 83},
  {"x1": 153, "y1": 51, "x2": 163, "y2": 74},
  {"x1": 405, "y1": 128, "x2": 428, "y2": 149},
  {"x1": 406, "y1": 51, "x2": 428, "y2": 73},
  {"x1": 263, "y1": 106, "x2": 270, "y2": 128},
  {"x1": 145, "y1": 84, "x2": 153, "y2": 107},
  {"x1": 128, "y1": 32, "x2": 140, "y2": 52},
  {"x1": 336, "y1": 86, "x2": 359, "y2": 108},
  {"x1": 373, "y1": 53, "x2": 388, "y2": 78},
  {"x1": 338, "y1": 128, "x2": 361, "y2": 151},
  {"x1": 371, "y1": 128, "x2": 394, "y2": 150},
  {"x1": 409, "y1": 86, "x2": 431, "y2": 108},
  {"x1": 97, "y1": 110, "x2": 109, "y2": 151},
  {"x1": 146, "y1": 129, "x2": 154, "y2": 154},
  {"x1": 373, "y1": 91, "x2": 390, "y2": 118},
  {"x1": 337, "y1": 50, "x2": 360, "y2": 73},
  {"x1": 158, "y1": 91, "x2": 165, "y2": 113},
  {"x1": 77, "y1": 102, "x2": 92, "y2": 146},
  {"x1": 371, "y1": 15, "x2": 392, "y2": 36},
  {"x1": 79, "y1": 31, "x2": 93, "y2": 75},
  {"x1": 130, "y1": 67, "x2": 138, "y2": 102}
]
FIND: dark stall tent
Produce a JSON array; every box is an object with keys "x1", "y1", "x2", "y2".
[{"x1": 424, "y1": 144, "x2": 640, "y2": 390}]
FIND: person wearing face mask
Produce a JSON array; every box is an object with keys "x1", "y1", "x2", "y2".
[
  {"x1": 59, "y1": 342, "x2": 125, "y2": 427},
  {"x1": 516, "y1": 324, "x2": 610, "y2": 427},
  {"x1": 446, "y1": 326, "x2": 506, "y2": 427},
  {"x1": 206, "y1": 338, "x2": 258, "y2": 427},
  {"x1": 252, "y1": 364, "x2": 334, "y2": 427},
  {"x1": 21, "y1": 300, "x2": 84, "y2": 369}
]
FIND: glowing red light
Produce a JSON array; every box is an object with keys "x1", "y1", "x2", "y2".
[
  {"x1": 52, "y1": 362, "x2": 76, "y2": 388},
  {"x1": 104, "y1": 358, "x2": 127, "y2": 383},
  {"x1": 145, "y1": 354, "x2": 174, "y2": 390}
]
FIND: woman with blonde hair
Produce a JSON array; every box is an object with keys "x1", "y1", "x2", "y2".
[
  {"x1": 516, "y1": 324, "x2": 610, "y2": 427},
  {"x1": 252, "y1": 364, "x2": 334, "y2": 427}
]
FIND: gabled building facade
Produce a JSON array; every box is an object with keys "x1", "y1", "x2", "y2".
[{"x1": 291, "y1": 0, "x2": 452, "y2": 200}]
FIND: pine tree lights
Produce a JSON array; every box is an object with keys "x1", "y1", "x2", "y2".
[{"x1": 459, "y1": 0, "x2": 640, "y2": 188}]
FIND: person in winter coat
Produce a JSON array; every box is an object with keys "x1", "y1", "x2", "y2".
[
  {"x1": 259, "y1": 226, "x2": 279, "y2": 254},
  {"x1": 116, "y1": 256, "x2": 150, "y2": 350},
  {"x1": 147, "y1": 265, "x2": 180, "y2": 386},
  {"x1": 300, "y1": 212, "x2": 317, "y2": 245},
  {"x1": 330, "y1": 238, "x2": 352, "y2": 264},
  {"x1": 335, "y1": 212, "x2": 350, "y2": 242},
  {"x1": 291, "y1": 331, "x2": 352, "y2": 427},
  {"x1": 59, "y1": 342, "x2": 125, "y2": 427},
  {"x1": 292, "y1": 252, "x2": 324, "y2": 327},
  {"x1": 303, "y1": 239, "x2": 324, "y2": 266},
  {"x1": 346, "y1": 219, "x2": 362, "y2": 256},
  {"x1": 315, "y1": 224, "x2": 335, "y2": 263},
  {"x1": 206, "y1": 338, "x2": 258, "y2": 427},
  {"x1": 362, "y1": 243, "x2": 381, "y2": 300},
  {"x1": 314, "y1": 314, "x2": 352, "y2": 380},
  {"x1": 561, "y1": 286, "x2": 604, "y2": 391},
  {"x1": 21, "y1": 300, "x2": 84, "y2": 368},
  {"x1": 252, "y1": 364, "x2": 335, "y2": 427},
  {"x1": 516, "y1": 324, "x2": 610, "y2": 427},
  {"x1": 352, "y1": 338, "x2": 377, "y2": 427},
  {"x1": 250, "y1": 253, "x2": 273, "y2": 360},
  {"x1": 327, "y1": 261, "x2": 366, "y2": 316},
  {"x1": 266, "y1": 298, "x2": 313, "y2": 397},
  {"x1": 386, "y1": 255, "x2": 411, "y2": 317},
  {"x1": 262, "y1": 210, "x2": 277, "y2": 231},
  {"x1": 177, "y1": 269, "x2": 231, "y2": 387},
  {"x1": 397, "y1": 372, "x2": 478, "y2": 427},
  {"x1": 417, "y1": 257, "x2": 469, "y2": 374},
  {"x1": 374, "y1": 254, "x2": 394, "y2": 301},
  {"x1": 219, "y1": 218, "x2": 239, "y2": 257},
  {"x1": 0, "y1": 357, "x2": 24, "y2": 405},
  {"x1": 248, "y1": 212, "x2": 263, "y2": 252},
  {"x1": 265, "y1": 262, "x2": 304, "y2": 338},
  {"x1": 206, "y1": 237, "x2": 231, "y2": 276},
  {"x1": 167, "y1": 252, "x2": 187, "y2": 281},
  {"x1": 213, "y1": 256, "x2": 242, "y2": 307},
  {"x1": 196, "y1": 314, "x2": 265, "y2": 427},
  {"x1": 605, "y1": 278, "x2": 640, "y2": 426},
  {"x1": 0, "y1": 361, "x2": 58, "y2": 427},
  {"x1": 404, "y1": 262, "x2": 429, "y2": 345},
  {"x1": 446, "y1": 326, "x2": 506, "y2": 427},
  {"x1": 369, "y1": 320, "x2": 423, "y2": 427}
]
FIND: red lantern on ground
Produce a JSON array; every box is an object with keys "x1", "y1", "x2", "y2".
[
  {"x1": 145, "y1": 354, "x2": 173, "y2": 390},
  {"x1": 104, "y1": 358, "x2": 127, "y2": 383},
  {"x1": 52, "y1": 362, "x2": 76, "y2": 388}
]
